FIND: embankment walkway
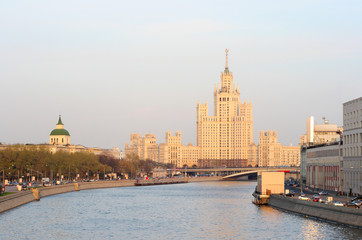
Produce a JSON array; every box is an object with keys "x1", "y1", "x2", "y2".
[
  {"x1": 0, "y1": 180, "x2": 135, "y2": 214},
  {"x1": 268, "y1": 195, "x2": 362, "y2": 228}
]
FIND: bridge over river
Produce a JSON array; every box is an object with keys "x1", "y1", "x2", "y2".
[{"x1": 179, "y1": 167, "x2": 300, "y2": 180}]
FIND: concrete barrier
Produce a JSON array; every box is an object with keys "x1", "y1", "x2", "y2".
[
  {"x1": 0, "y1": 181, "x2": 135, "y2": 214},
  {"x1": 74, "y1": 183, "x2": 80, "y2": 191},
  {"x1": 268, "y1": 195, "x2": 362, "y2": 228},
  {"x1": 188, "y1": 176, "x2": 222, "y2": 182},
  {"x1": 31, "y1": 188, "x2": 40, "y2": 201}
]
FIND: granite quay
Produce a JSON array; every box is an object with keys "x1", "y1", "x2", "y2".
[
  {"x1": 268, "y1": 194, "x2": 362, "y2": 228},
  {"x1": 0, "y1": 180, "x2": 134, "y2": 213}
]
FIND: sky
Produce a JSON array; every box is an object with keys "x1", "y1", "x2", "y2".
[{"x1": 1, "y1": 1, "x2": 362, "y2": 150}]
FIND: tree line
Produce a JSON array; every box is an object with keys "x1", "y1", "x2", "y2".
[{"x1": 0, "y1": 145, "x2": 173, "y2": 182}]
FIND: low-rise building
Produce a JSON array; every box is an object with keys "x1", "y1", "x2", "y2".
[
  {"x1": 3, "y1": 116, "x2": 121, "y2": 159},
  {"x1": 257, "y1": 172, "x2": 285, "y2": 195},
  {"x1": 300, "y1": 116, "x2": 342, "y2": 182},
  {"x1": 305, "y1": 142, "x2": 341, "y2": 192}
]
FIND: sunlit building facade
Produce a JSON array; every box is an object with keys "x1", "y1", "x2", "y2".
[
  {"x1": 125, "y1": 50, "x2": 255, "y2": 168},
  {"x1": 124, "y1": 133, "x2": 159, "y2": 162},
  {"x1": 125, "y1": 131, "x2": 200, "y2": 167},
  {"x1": 258, "y1": 130, "x2": 300, "y2": 167},
  {"x1": 49, "y1": 116, "x2": 71, "y2": 146},
  {"x1": 248, "y1": 143, "x2": 258, "y2": 167},
  {"x1": 197, "y1": 50, "x2": 253, "y2": 165}
]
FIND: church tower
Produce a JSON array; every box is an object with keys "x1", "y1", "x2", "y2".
[
  {"x1": 49, "y1": 115, "x2": 71, "y2": 145},
  {"x1": 197, "y1": 50, "x2": 253, "y2": 165}
]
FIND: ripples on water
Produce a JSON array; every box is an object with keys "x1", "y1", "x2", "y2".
[{"x1": 0, "y1": 181, "x2": 361, "y2": 240}]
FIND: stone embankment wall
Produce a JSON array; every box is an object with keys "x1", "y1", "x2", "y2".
[
  {"x1": 0, "y1": 180, "x2": 135, "y2": 214},
  {"x1": 0, "y1": 191, "x2": 36, "y2": 214},
  {"x1": 269, "y1": 195, "x2": 362, "y2": 228}
]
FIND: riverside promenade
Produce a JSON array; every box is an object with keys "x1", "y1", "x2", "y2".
[
  {"x1": 268, "y1": 195, "x2": 362, "y2": 228},
  {"x1": 0, "y1": 176, "x2": 222, "y2": 214},
  {"x1": 0, "y1": 180, "x2": 134, "y2": 214}
]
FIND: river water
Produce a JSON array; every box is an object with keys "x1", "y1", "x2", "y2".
[{"x1": 0, "y1": 181, "x2": 361, "y2": 239}]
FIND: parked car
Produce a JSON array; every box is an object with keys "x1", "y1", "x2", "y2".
[
  {"x1": 332, "y1": 201, "x2": 344, "y2": 206},
  {"x1": 351, "y1": 196, "x2": 362, "y2": 202},
  {"x1": 286, "y1": 190, "x2": 295, "y2": 197},
  {"x1": 319, "y1": 191, "x2": 328, "y2": 196},
  {"x1": 352, "y1": 200, "x2": 361, "y2": 207},
  {"x1": 313, "y1": 196, "x2": 320, "y2": 202},
  {"x1": 344, "y1": 202, "x2": 360, "y2": 208},
  {"x1": 298, "y1": 196, "x2": 310, "y2": 201},
  {"x1": 43, "y1": 181, "x2": 52, "y2": 187}
]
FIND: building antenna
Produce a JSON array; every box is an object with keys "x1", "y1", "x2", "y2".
[{"x1": 225, "y1": 49, "x2": 229, "y2": 69}]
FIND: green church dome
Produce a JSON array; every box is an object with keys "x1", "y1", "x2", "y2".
[
  {"x1": 50, "y1": 129, "x2": 70, "y2": 136},
  {"x1": 50, "y1": 115, "x2": 70, "y2": 136}
]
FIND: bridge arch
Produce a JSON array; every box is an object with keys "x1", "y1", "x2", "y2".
[{"x1": 222, "y1": 169, "x2": 300, "y2": 180}]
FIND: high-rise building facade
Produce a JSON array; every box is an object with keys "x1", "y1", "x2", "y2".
[
  {"x1": 258, "y1": 130, "x2": 300, "y2": 167},
  {"x1": 248, "y1": 143, "x2": 258, "y2": 167},
  {"x1": 197, "y1": 50, "x2": 253, "y2": 164},
  {"x1": 124, "y1": 133, "x2": 159, "y2": 162},
  {"x1": 343, "y1": 97, "x2": 362, "y2": 195},
  {"x1": 125, "y1": 131, "x2": 200, "y2": 167},
  {"x1": 258, "y1": 131, "x2": 280, "y2": 167}
]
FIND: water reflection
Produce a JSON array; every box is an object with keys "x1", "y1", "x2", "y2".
[{"x1": 0, "y1": 181, "x2": 360, "y2": 240}]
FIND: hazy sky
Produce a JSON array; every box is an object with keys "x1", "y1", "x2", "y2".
[{"x1": 1, "y1": 1, "x2": 361, "y2": 150}]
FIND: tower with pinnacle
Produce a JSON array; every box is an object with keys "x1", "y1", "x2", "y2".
[{"x1": 197, "y1": 50, "x2": 253, "y2": 164}]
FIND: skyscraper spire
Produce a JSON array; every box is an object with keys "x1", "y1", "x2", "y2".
[{"x1": 225, "y1": 49, "x2": 229, "y2": 74}]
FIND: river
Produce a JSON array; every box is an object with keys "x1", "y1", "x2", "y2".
[{"x1": 0, "y1": 181, "x2": 361, "y2": 239}]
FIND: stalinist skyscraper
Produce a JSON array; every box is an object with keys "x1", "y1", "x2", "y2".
[{"x1": 197, "y1": 50, "x2": 253, "y2": 166}]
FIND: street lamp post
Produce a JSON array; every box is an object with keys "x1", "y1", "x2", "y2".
[
  {"x1": 300, "y1": 168, "x2": 303, "y2": 195},
  {"x1": 347, "y1": 171, "x2": 349, "y2": 202},
  {"x1": 2, "y1": 168, "x2": 4, "y2": 186},
  {"x1": 346, "y1": 167, "x2": 354, "y2": 203}
]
